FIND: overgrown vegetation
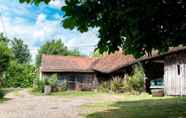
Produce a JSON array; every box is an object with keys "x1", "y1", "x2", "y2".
[
  {"x1": 32, "y1": 76, "x2": 45, "y2": 93},
  {"x1": 3, "y1": 61, "x2": 36, "y2": 88},
  {"x1": 123, "y1": 65, "x2": 144, "y2": 93},
  {"x1": 57, "y1": 80, "x2": 68, "y2": 92},
  {"x1": 97, "y1": 65, "x2": 144, "y2": 94},
  {"x1": 0, "y1": 33, "x2": 36, "y2": 90},
  {"x1": 0, "y1": 89, "x2": 4, "y2": 99}
]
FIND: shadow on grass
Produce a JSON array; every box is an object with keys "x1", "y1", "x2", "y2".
[
  {"x1": 0, "y1": 98, "x2": 12, "y2": 103},
  {"x1": 2, "y1": 88, "x2": 23, "y2": 94},
  {"x1": 86, "y1": 97, "x2": 186, "y2": 118}
]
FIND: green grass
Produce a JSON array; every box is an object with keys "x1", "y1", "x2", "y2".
[
  {"x1": 80, "y1": 94, "x2": 186, "y2": 118},
  {"x1": 1, "y1": 88, "x2": 23, "y2": 94},
  {"x1": 50, "y1": 91, "x2": 105, "y2": 97},
  {"x1": 29, "y1": 88, "x2": 107, "y2": 98},
  {"x1": 0, "y1": 98, "x2": 10, "y2": 103},
  {"x1": 0, "y1": 98, "x2": 4, "y2": 103}
]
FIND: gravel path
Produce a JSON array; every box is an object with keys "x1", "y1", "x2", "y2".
[{"x1": 0, "y1": 90, "x2": 91, "y2": 118}]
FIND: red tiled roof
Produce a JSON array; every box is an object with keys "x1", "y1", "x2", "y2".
[
  {"x1": 41, "y1": 51, "x2": 135, "y2": 73},
  {"x1": 41, "y1": 55, "x2": 97, "y2": 72},
  {"x1": 92, "y1": 51, "x2": 135, "y2": 73}
]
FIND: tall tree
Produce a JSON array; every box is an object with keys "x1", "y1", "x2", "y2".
[
  {"x1": 36, "y1": 39, "x2": 80, "y2": 67},
  {"x1": 0, "y1": 33, "x2": 9, "y2": 43},
  {"x1": 0, "y1": 41, "x2": 12, "y2": 85},
  {"x1": 20, "y1": 0, "x2": 186, "y2": 57},
  {"x1": 11, "y1": 38, "x2": 31, "y2": 64},
  {"x1": 0, "y1": 33, "x2": 11, "y2": 73}
]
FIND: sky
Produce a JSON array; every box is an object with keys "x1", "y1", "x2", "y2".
[{"x1": 0, "y1": 0, "x2": 99, "y2": 61}]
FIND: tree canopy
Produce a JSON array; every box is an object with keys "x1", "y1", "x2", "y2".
[
  {"x1": 0, "y1": 34, "x2": 12, "y2": 74},
  {"x1": 0, "y1": 33, "x2": 9, "y2": 43},
  {"x1": 11, "y1": 38, "x2": 31, "y2": 64},
  {"x1": 19, "y1": 0, "x2": 186, "y2": 57},
  {"x1": 0, "y1": 41, "x2": 12, "y2": 73},
  {"x1": 36, "y1": 39, "x2": 80, "y2": 67}
]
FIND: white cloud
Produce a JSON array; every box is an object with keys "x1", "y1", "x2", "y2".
[
  {"x1": 49, "y1": 0, "x2": 65, "y2": 8},
  {"x1": 36, "y1": 13, "x2": 47, "y2": 25},
  {"x1": 0, "y1": 0, "x2": 99, "y2": 62}
]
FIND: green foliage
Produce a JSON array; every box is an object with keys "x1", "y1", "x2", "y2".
[
  {"x1": 3, "y1": 61, "x2": 36, "y2": 88},
  {"x1": 0, "y1": 33, "x2": 33, "y2": 88},
  {"x1": 19, "y1": 0, "x2": 51, "y2": 5},
  {"x1": 91, "y1": 49, "x2": 108, "y2": 57},
  {"x1": 111, "y1": 77, "x2": 125, "y2": 93},
  {"x1": 48, "y1": 74, "x2": 58, "y2": 87},
  {"x1": 11, "y1": 38, "x2": 31, "y2": 64},
  {"x1": 0, "y1": 33, "x2": 9, "y2": 43},
  {"x1": 0, "y1": 89, "x2": 4, "y2": 99},
  {"x1": 20, "y1": 0, "x2": 186, "y2": 57},
  {"x1": 57, "y1": 80, "x2": 68, "y2": 92},
  {"x1": 36, "y1": 39, "x2": 80, "y2": 67},
  {"x1": 97, "y1": 81, "x2": 110, "y2": 93},
  {"x1": 98, "y1": 65, "x2": 144, "y2": 93},
  {"x1": 124, "y1": 65, "x2": 145, "y2": 93},
  {"x1": 33, "y1": 78, "x2": 45, "y2": 92},
  {"x1": 0, "y1": 41, "x2": 12, "y2": 74}
]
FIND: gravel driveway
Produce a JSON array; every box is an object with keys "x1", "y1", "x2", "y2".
[{"x1": 0, "y1": 90, "x2": 91, "y2": 118}]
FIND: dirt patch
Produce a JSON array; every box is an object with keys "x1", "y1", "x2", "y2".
[{"x1": 0, "y1": 89, "x2": 92, "y2": 118}]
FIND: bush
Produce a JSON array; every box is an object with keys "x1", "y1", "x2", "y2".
[
  {"x1": 48, "y1": 74, "x2": 58, "y2": 87},
  {"x1": 0, "y1": 89, "x2": 4, "y2": 99},
  {"x1": 33, "y1": 77, "x2": 45, "y2": 92},
  {"x1": 57, "y1": 80, "x2": 68, "y2": 91},
  {"x1": 47, "y1": 74, "x2": 58, "y2": 92},
  {"x1": 97, "y1": 81, "x2": 110, "y2": 92},
  {"x1": 97, "y1": 64, "x2": 144, "y2": 94},
  {"x1": 111, "y1": 77, "x2": 125, "y2": 93},
  {"x1": 123, "y1": 65, "x2": 144, "y2": 93},
  {"x1": 3, "y1": 61, "x2": 36, "y2": 88}
]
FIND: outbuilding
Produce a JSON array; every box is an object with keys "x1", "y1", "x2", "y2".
[{"x1": 139, "y1": 47, "x2": 186, "y2": 96}]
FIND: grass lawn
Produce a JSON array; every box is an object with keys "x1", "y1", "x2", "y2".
[
  {"x1": 0, "y1": 98, "x2": 9, "y2": 103},
  {"x1": 0, "y1": 98, "x2": 4, "y2": 103},
  {"x1": 50, "y1": 91, "x2": 106, "y2": 97},
  {"x1": 80, "y1": 94, "x2": 186, "y2": 118},
  {"x1": 29, "y1": 88, "x2": 106, "y2": 97},
  {"x1": 29, "y1": 89, "x2": 186, "y2": 118}
]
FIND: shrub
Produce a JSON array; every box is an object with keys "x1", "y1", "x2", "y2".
[
  {"x1": 48, "y1": 74, "x2": 58, "y2": 87},
  {"x1": 111, "y1": 77, "x2": 125, "y2": 93},
  {"x1": 47, "y1": 74, "x2": 58, "y2": 92},
  {"x1": 124, "y1": 64, "x2": 144, "y2": 93},
  {"x1": 97, "y1": 81, "x2": 110, "y2": 92},
  {"x1": 96, "y1": 64, "x2": 144, "y2": 94},
  {"x1": 33, "y1": 77, "x2": 45, "y2": 92},
  {"x1": 0, "y1": 89, "x2": 4, "y2": 99},
  {"x1": 3, "y1": 61, "x2": 36, "y2": 88},
  {"x1": 57, "y1": 80, "x2": 68, "y2": 91}
]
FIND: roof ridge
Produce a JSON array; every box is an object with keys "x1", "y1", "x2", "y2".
[{"x1": 42, "y1": 54, "x2": 96, "y2": 59}]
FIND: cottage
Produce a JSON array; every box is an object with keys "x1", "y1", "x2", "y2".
[
  {"x1": 40, "y1": 55, "x2": 98, "y2": 90},
  {"x1": 139, "y1": 47, "x2": 186, "y2": 96},
  {"x1": 40, "y1": 51, "x2": 135, "y2": 90}
]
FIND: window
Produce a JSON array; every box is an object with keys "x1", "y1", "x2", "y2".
[
  {"x1": 150, "y1": 79, "x2": 164, "y2": 86},
  {"x1": 177, "y1": 65, "x2": 180, "y2": 75}
]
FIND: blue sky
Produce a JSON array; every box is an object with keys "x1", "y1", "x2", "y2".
[{"x1": 0, "y1": 0, "x2": 99, "y2": 61}]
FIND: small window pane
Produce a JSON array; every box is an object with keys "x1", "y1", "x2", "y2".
[{"x1": 177, "y1": 65, "x2": 180, "y2": 75}]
